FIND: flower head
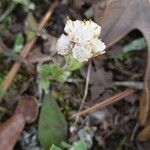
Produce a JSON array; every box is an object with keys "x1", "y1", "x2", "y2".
[{"x1": 56, "y1": 19, "x2": 106, "y2": 62}]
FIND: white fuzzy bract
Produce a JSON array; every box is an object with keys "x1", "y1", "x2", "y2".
[{"x1": 56, "y1": 19, "x2": 106, "y2": 62}]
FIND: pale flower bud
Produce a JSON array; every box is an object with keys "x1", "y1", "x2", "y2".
[
  {"x1": 91, "y1": 39, "x2": 106, "y2": 55},
  {"x1": 72, "y1": 44, "x2": 92, "y2": 62},
  {"x1": 56, "y1": 19, "x2": 106, "y2": 62},
  {"x1": 56, "y1": 34, "x2": 71, "y2": 55}
]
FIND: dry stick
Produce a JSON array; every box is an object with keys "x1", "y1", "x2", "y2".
[
  {"x1": 27, "y1": 55, "x2": 52, "y2": 63},
  {"x1": 71, "y1": 89, "x2": 135, "y2": 118},
  {"x1": 75, "y1": 62, "x2": 92, "y2": 124},
  {"x1": 0, "y1": 1, "x2": 58, "y2": 103}
]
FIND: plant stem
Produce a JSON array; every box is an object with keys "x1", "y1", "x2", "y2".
[{"x1": 75, "y1": 61, "x2": 92, "y2": 124}]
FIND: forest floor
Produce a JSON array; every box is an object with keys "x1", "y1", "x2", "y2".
[{"x1": 0, "y1": 0, "x2": 149, "y2": 150}]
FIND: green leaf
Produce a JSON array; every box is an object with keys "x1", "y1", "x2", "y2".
[
  {"x1": 45, "y1": 64, "x2": 70, "y2": 83},
  {"x1": 37, "y1": 64, "x2": 51, "y2": 93},
  {"x1": 61, "y1": 141, "x2": 72, "y2": 149},
  {"x1": 12, "y1": 0, "x2": 35, "y2": 10},
  {"x1": 38, "y1": 64, "x2": 71, "y2": 92},
  {"x1": 49, "y1": 145, "x2": 62, "y2": 150},
  {"x1": 13, "y1": 0, "x2": 29, "y2": 5},
  {"x1": 0, "y1": 1, "x2": 16, "y2": 23},
  {"x1": 26, "y1": 13, "x2": 38, "y2": 41},
  {"x1": 0, "y1": 86, "x2": 5, "y2": 97},
  {"x1": 71, "y1": 140, "x2": 87, "y2": 150},
  {"x1": 0, "y1": 79, "x2": 5, "y2": 97},
  {"x1": 13, "y1": 33, "x2": 24, "y2": 52},
  {"x1": 123, "y1": 38, "x2": 146, "y2": 53},
  {"x1": 65, "y1": 55, "x2": 84, "y2": 71},
  {"x1": 37, "y1": 77, "x2": 50, "y2": 94},
  {"x1": 38, "y1": 94, "x2": 68, "y2": 150}
]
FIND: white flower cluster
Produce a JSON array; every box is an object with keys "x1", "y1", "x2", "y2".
[{"x1": 56, "y1": 19, "x2": 106, "y2": 62}]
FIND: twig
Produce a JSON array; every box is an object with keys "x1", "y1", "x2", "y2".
[
  {"x1": 0, "y1": 1, "x2": 58, "y2": 103},
  {"x1": 71, "y1": 89, "x2": 135, "y2": 118},
  {"x1": 27, "y1": 55, "x2": 52, "y2": 63},
  {"x1": 75, "y1": 61, "x2": 92, "y2": 124},
  {"x1": 114, "y1": 81, "x2": 144, "y2": 89}
]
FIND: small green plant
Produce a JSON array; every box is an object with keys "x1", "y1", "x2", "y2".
[
  {"x1": 38, "y1": 19, "x2": 106, "y2": 149},
  {"x1": 50, "y1": 140, "x2": 87, "y2": 150},
  {"x1": 50, "y1": 144, "x2": 62, "y2": 150},
  {"x1": 38, "y1": 19, "x2": 106, "y2": 93}
]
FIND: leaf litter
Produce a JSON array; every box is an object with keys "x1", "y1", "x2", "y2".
[{"x1": 0, "y1": 0, "x2": 150, "y2": 149}]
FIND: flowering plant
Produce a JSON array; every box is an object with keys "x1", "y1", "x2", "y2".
[
  {"x1": 57, "y1": 19, "x2": 106, "y2": 62},
  {"x1": 38, "y1": 19, "x2": 106, "y2": 92}
]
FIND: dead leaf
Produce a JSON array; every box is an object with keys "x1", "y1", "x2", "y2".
[
  {"x1": 74, "y1": 0, "x2": 85, "y2": 9},
  {"x1": 137, "y1": 141, "x2": 150, "y2": 150},
  {"x1": 43, "y1": 35, "x2": 57, "y2": 56},
  {"x1": 84, "y1": 0, "x2": 106, "y2": 20},
  {"x1": 15, "y1": 95, "x2": 39, "y2": 123},
  {"x1": 97, "y1": 0, "x2": 150, "y2": 126},
  {"x1": 0, "y1": 95, "x2": 39, "y2": 150},
  {"x1": 0, "y1": 114, "x2": 25, "y2": 150},
  {"x1": 138, "y1": 124, "x2": 150, "y2": 141},
  {"x1": 81, "y1": 65, "x2": 113, "y2": 100}
]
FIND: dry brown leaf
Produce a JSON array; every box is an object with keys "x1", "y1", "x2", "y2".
[
  {"x1": 97, "y1": 0, "x2": 150, "y2": 126},
  {"x1": 81, "y1": 64, "x2": 113, "y2": 100},
  {"x1": 0, "y1": 114, "x2": 25, "y2": 150},
  {"x1": 0, "y1": 96, "x2": 39, "y2": 149},
  {"x1": 137, "y1": 141, "x2": 150, "y2": 150},
  {"x1": 138, "y1": 124, "x2": 150, "y2": 141},
  {"x1": 43, "y1": 35, "x2": 57, "y2": 56},
  {"x1": 15, "y1": 96, "x2": 39, "y2": 124},
  {"x1": 85, "y1": 0, "x2": 106, "y2": 20}
]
